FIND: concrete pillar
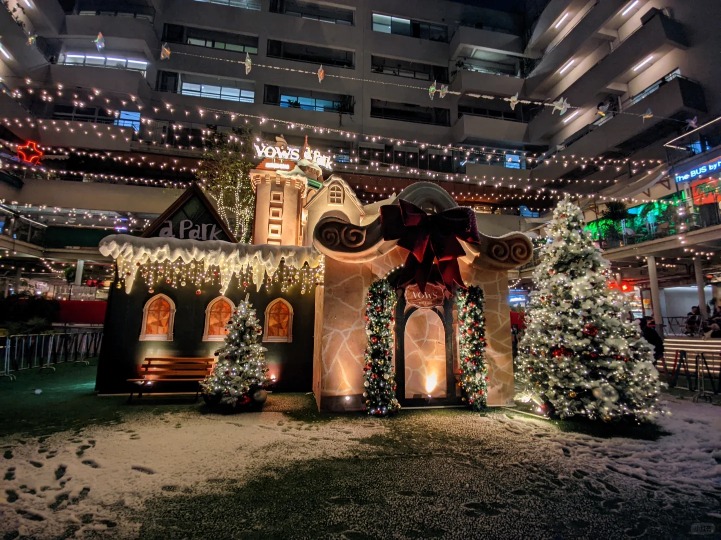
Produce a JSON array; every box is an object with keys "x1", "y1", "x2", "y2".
[
  {"x1": 74, "y1": 260, "x2": 84, "y2": 286},
  {"x1": 647, "y1": 255, "x2": 663, "y2": 337},
  {"x1": 14, "y1": 267, "x2": 22, "y2": 294},
  {"x1": 694, "y1": 257, "x2": 708, "y2": 319}
]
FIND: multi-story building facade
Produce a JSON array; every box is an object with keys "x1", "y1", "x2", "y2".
[{"x1": 0, "y1": 0, "x2": 720, "y2": 327}]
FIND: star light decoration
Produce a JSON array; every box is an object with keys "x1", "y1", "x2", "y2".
[
  {"x1": 551, "y1": 97, "x2": 570, "y2": 115},
  {"x1": 642, "y1": 108, "x2": 654, "y2": 122},
  {"x1": 93, "y1": 32, "x2": 105, "y2": 51},
  {"x1": 16, "y1": 140, "x2": 44, "y2": 164},
  {"x1": 317, "y1": 65, "x2": 325, "y2": 83},
  {"x1": 509, "y1": 92, "x2": 519, "y2": 111}
]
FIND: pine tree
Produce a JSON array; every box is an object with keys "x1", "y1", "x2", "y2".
[
  {"x1": 363, "y1": 279, "x2": 400, "y2": 416},
  {"x1": 201, "y1": 296, "x2": 269, "y2": 407},
  {"x1": 516, "y1": 196, "x2": 665, "y2": 422}
]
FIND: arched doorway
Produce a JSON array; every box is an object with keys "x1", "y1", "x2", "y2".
[{"x1": 394, "y1": 288, "x2": 461, "y2": 407}]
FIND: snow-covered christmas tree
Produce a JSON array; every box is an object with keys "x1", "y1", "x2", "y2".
[
  {"x1": 201, "y1": 295, "x2": 269, "y2": 407},
  {"x1": 516, "y1": 196, "x2": 665, "y2": 422}
]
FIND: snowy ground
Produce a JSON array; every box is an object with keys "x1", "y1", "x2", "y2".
[{"x1": 2, "y1": 394, "x2": 721, "y2": 539}]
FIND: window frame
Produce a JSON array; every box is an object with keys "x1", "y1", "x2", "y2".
[
  {"x1": 263, "y1": 298, "x2": 293, "y2": 343},
  {"x1": 203, "y1": 296, "x2": 235, "y2": 341},
  {"x1": 328, "y1": 183, "x2": 344, "y2": 205},
  {"x1": 139, "y1": 294, "x2": 176, "y2": 341}
]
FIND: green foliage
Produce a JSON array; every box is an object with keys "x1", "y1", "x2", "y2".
[
  {"x1": 0, "y1": 296, "x2": 60, "y2": 333},
  {"x1": 516, "y1": 196, "x2": 665, "y2": 423},
  {"x1": 197, "y1": 127, "x2": 255, "y2": 243},
  {"x1": 363, "y1": 279, "x2": 399, "y2": 416},
  {"x1": 456, "y1": 286, "x2": 488, "y2": 410},
  {"x1": 201, "y1": 297, "x2": 269, "y2": 407}
]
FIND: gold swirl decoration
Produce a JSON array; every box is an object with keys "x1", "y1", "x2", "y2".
[
  {"x1": 315, "y1": 217, "x2": 371, "y2": 250},
  {"x1": 483, "y1": 234, "x2": 533, "y2": 268}
]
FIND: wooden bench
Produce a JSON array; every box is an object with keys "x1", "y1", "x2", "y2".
[
  {"x1": 128, "y1": 357, "x2": 215, "y2": 402},
  {"x1": 658, "y1": 338, "x2": 721, "y2": 400}
]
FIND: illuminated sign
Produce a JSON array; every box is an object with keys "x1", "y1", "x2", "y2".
[
  {"x1": 254, "y1": 143, "x2": 333, "y2": 170},
  {"x1": 405, "y1": 283, "x2": 444, "y2": 308},
  {"x1": 674, "y1": 155, "x2": 721, "y2": 183},
  {"x1": 17, "y1": 140, "x2": 44, "y2": 164},
  {"x1": 158, "y1": 220, "x2": 222, "y2": 240}
]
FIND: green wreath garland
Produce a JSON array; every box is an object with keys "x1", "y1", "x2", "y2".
[
  {"x1": 363, "y1": 278, "x2": 400, "y2": 416},
  {"x1": 456, "y1": 286, "x2": 488, "y2": 410}
]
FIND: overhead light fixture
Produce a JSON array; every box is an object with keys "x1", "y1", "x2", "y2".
[
  {"x1": 554, "y1": 12, "x2": 569, "y2": 29},
  {"x1": 621, "y1": 0, "x2": 639, "y2": 16},
  {"x1": 562, "y1": 110, "x2": 580, "y2": 124},
  {"x1": 559, "y1": 59, "x2": 575, "y2": 74},
  {"x1": 632, "y1": 55, "x2": 653, "y2": 71}
]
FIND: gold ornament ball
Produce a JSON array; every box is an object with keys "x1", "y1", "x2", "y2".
[{"x1": 569, "y1": 391, "x2": 577, "y2": 398}]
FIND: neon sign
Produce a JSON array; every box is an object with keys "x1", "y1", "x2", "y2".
[
  {"x1": 674, "y1": 155, "x2": 721, "y2": 183},
  {"x1": 17, "y1": 140, "x2": 44, "y2": 164},
  {"x1": 254, "y1": 143, "x2": 333, "y2": 170}
]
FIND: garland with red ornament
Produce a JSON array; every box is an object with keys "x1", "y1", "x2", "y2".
[
  {"x1": 456, "y1": 285, "x2": 488, "y2": 410},
  {"x1": 363, "y1": 278, "x2": 400, "y2": 416}
]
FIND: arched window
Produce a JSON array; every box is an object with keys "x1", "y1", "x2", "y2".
[
  {"x1": 263, "y1": 298, "x2": 293, "y2": 342},
  {"x1": 203, "y1": 296, "x2": 235, "y2": 341},
  {"x1": 328, "y1": 184, "x2": 344, "y2": 205},
  {"x1": 139, "y1": 294, "x2": 176, "y2": 341}
]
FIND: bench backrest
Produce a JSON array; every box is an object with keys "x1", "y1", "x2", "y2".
[
  {"x1": 139, "y1": 357, "x2": 216, "y2": 381},
  {"x1": 662, "y1": 338, "x2": 721, "y2": 376}
]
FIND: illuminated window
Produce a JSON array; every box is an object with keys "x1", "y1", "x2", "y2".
[
  {"x1": 139, "y1": 294, "x2": 175, "y2": 341},
  {"x1": 328, "y1": 184, "x2": 344, "y2": 205},
  {"x1": 203, "y1": 296, "x2": 235, "y2": 341},
  {"x1": 263, "y1": 298, "x2": 293, "y2": 342}
]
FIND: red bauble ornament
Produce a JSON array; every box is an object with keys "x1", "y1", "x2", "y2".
[
  {"x1": 195, "y1": 289, "x2": 202, "y2": 295},
  {"x1": 376, "y1": 306, "x2": 382, "y2": 312},
  {"x1": 582, "y1": 324, "x2": 598, "y2": 337}
]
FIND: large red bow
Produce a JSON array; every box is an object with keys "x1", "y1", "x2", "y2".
[{"x1": 380, "y1": 199, "x2": 480, "y2": 294}]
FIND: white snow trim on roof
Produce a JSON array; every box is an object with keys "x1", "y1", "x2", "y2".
[{"x1": 99, "y1": 234, "x2": 323, "y2": 294}]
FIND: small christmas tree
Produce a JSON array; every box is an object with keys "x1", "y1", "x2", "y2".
[
  {"x1": 363, "y1": 279, "x2": 400, "y2": 416},
  {"x1": 201, "y1": 295, "x2": 269, "y2": 407},
  {"x1": 516, "y1": 196, "x2": 665, "y2": 422}
]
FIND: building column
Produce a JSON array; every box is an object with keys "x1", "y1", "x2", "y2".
[
  {"x1": 74, "y1": 260, "x2": 85, "y2": 286},
  {"x1": 694, "y1": 257, "x2": 708, "y2": 319},
  {"x1": 14, "y1": 267, "x2": 22, "y2": 295},
  {"x1": 647, "y1": 255, "x2": 663, "y2": 337}
]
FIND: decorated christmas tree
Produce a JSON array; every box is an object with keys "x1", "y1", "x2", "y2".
[
  {"x1": 363, "y1": 279, "x2": 400, "y2": 416},
  {"x1": 516, "y1": 196, "x2": 665, "y2": 422},
  {"x1": 456, "y1": 286, "x2": 488, "y2": 410},
  {"x1": 201, "y1": 295, "x2": 269, "y2": 407}
]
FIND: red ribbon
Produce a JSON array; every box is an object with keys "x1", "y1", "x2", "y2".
[{"x1": 380, "y1": 199, "x2": 480, "y2": 294}]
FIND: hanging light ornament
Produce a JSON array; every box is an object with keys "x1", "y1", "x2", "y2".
[
  {"x1": 551, "y1": 97, "x2": 570, "y2": 115},
  {"x1": 439, "y1": 84, "x2": 448, "y2": 99},
  {"x1": 244, "y1": 52, "x2": 252, "y2": 75},
  {"x1": 509, "y1": 92, "x2": 519, "y2": 111},
  {"x1": 317, "y1": 64, "x2": 325, "y2": 83},
  {"x1": 93, "y1": 32, "x2": 105, "y2": 51},
  {"x1": 428, "y1": 80, "x2": 437, "y2": 100},
  {"x1": 160, "y1": 42, "x2": 171, "y2": 60}
]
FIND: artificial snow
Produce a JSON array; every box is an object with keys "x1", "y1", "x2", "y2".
[
  {"x1": 99, "y1": 234, "x2": 324, "y2": 293},
  {"x1": 1, "y1": 395, "x2": 720, "y2": 538}
]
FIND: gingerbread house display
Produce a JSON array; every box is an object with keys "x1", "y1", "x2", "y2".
[{"x1": 97, "y1": 136, "x2": 533, "y2": 411}]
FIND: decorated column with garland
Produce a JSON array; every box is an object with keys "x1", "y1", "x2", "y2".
[
  {"x1": 363, "y1": 279, "x2": 400, "y2": 416},
  {"x1": 201, "y1": 295, "x2": 270, "y2": 407},
  {"x1": 456, "y1": 285, "x2": 488, "y2": 410}
]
